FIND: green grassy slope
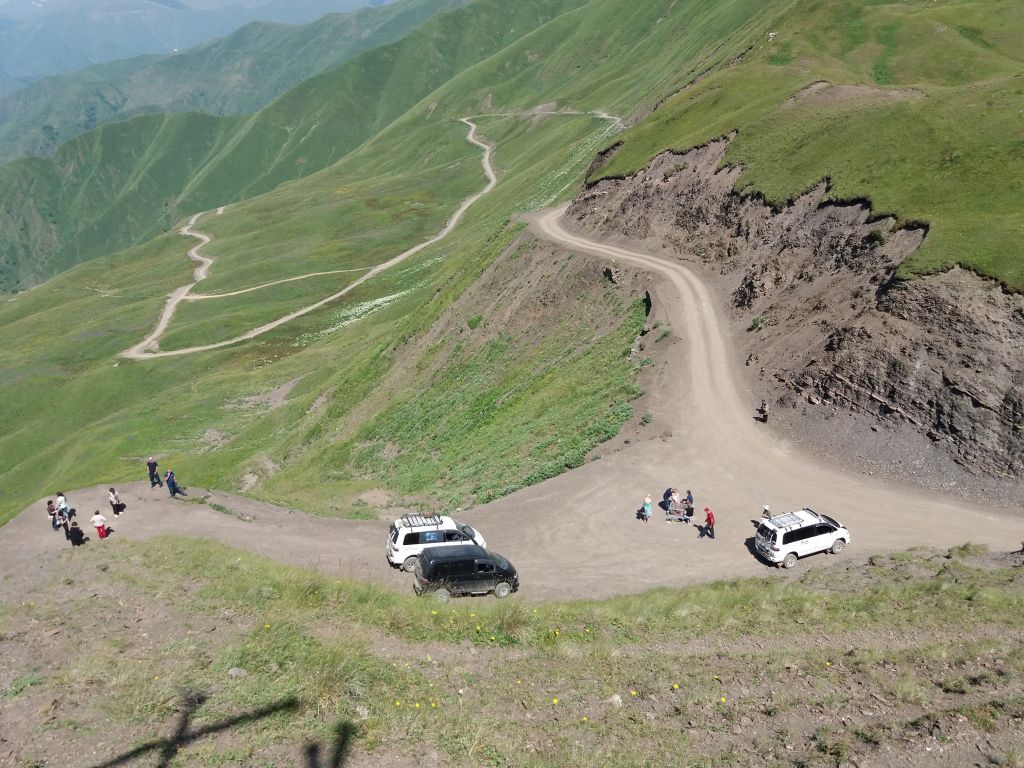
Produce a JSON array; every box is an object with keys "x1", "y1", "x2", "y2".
[
  {"x1": 0, "y1": 0, "x2": 468, "y2": 165},
  {"x1": 3, "y1": 0, "x2": 1017, "y2": 523},
  {"x1": 0, "y1": 0, "x2": 789, "y2": 522},
  {"x1": 7, "y1": 538, "x2": 1023, "y2": 765},
  {"x1": 591, "y1": 0, "x2": 1024, "y2": 289},
  {"x1": 0, "y1": 0, "x2": 588, "y2": 293}
]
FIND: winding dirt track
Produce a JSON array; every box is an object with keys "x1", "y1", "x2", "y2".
[
  {"x1": 5, "y1": 118, "x2": 1023, "y2": 602},
  {"x1": 120, "y1": 118, "x2": 496, "y2": 360}
]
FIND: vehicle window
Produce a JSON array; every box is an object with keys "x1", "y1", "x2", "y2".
[
  {"x1": 459, "y1": 524, "x2": 477, "y2": 540},
  {"x1": 476, "y1": 562, "x2": 495, "y2": 574},
  {"x1": 444, "y1": 530, "x2": 465, "y2": 542},
  {"x1": 756, "y1": 524, "x2": 772, "y2": 539},
  {"x1": 449, "y1": 560, "x2": 474, "y2": 576},
  {"x1": 402, "y1": 532, "x2": 420, "y2": 546},
  {"x1": 422, "y1": 531, "x2": 444, "y2": 544},
  {"x1": 815, "y1": 524, "x2": 836, "y2": 537},
  {"x1": 782, "y1": 526, "x2": 813, "y2": 545},
  {"x1": 388, "y1": 524, "x2": 397, "y2": 544}
]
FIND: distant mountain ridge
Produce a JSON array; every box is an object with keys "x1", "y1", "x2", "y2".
[
  {"x1": 0, "y1": 0, "x2": 389, "y2": 81},
  {"x1": 0, "y1": 0, "x2": 467, "y2": 163},
  {"x1": 0, "y1": 0, "x2": 586, "y2": 291}
]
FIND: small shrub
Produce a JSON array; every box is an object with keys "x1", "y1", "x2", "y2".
[
  {"x1": 467, "y1": 315, "x2": 483, "y2": 330},
  {"x1": 3, "y1": 671, "x2": 43, "y2": 698},
  {"x1": 639, "y1": 412, "x2": 653, "y2": 426},
  {"x1": 656, "y1": 328, "x2": 671, "y2": 342},
  {"x1": 748, "y1": 316, "x2": 765, "y2": 332},
  {"x1": 638, "y1": 357, "x2": 654, "y2": 368}
]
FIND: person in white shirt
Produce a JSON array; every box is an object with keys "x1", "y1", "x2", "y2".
[
  {"x1": 89, "y1": 511, "x2": 109, "y2": 540},
  {"x1": 108, "y1": 487, "x2": 123, "y2": 517}
]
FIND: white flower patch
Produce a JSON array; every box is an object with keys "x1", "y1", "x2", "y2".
[{"x1": 292, "y1": 288, "x2": 416, "y2": 346}]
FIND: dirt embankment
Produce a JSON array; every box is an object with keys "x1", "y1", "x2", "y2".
[{"x1": 568, "y1": 139, "x2": 1024, "y2": 496}]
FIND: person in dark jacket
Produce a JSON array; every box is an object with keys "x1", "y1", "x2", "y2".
[
  {"x1": 146, "y1": 456, "x2": 163, "y2": 487},
  {"x1": 165, "y1": 470, "x2": 187, "y2": 498},
  {"x1": 68, "y1": 521, "x2": 86, "y2": 546}
]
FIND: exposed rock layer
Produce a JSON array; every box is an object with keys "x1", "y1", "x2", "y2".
[{"x1": 567, "y1": 139, "x2": 1023, "y2": 479}]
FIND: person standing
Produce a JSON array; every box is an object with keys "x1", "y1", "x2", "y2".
[
  {"x1": 702, "y1": 507, "x2": 716, "y2": 540},
  {"x1": 165, "y1": 470, "x2": 186, "y2": 498},
  {"x1": 90, "y1": 511, "x2": 109, "y2": 540},
  {"x1": 47, "y1": 500, "x2": 59, "y2": 531},
  {"x1": 642, "y1": 494, "x2": 653, "y2": 523},
  {"x1": 108, "y1": 487, "x2": 124, "y2": 517},
  {"x1": 56, "y1": 492, "x2": 69, "y2": 520},
  {"x1": 55, "y1": 507, "x2": 71, "y2": 540},
  {"x1": 146, "y1": 457, "x2": 163, "y2": 488}
]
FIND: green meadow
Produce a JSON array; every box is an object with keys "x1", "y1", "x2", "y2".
[
  {"x1": 1, "y1": 0, "x2": 1021, "y2": 523},
  {"x1": 594, "y1": 0, "x2": 1024, "y2": 289}
]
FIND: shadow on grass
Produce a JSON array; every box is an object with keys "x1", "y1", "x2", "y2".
[{"x1": 89, "y1": 689, "x2": 354, "y2": 767}]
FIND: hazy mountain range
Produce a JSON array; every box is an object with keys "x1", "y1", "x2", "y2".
[{"x1": 0, "y1": 0, "x2": 389, "y2": 89}]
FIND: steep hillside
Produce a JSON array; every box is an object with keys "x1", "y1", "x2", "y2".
[
  {"x1": 0, "y1": 0, "x2": 468, "y2": 164},
  {"x1": 568, "y1": 0, "x2": 1024, "y2": 482},
  {"x1": 0, "y1": 0, "x2": 588, "y2": 292},
  {"x1": 0, "y1": 0, "x2": 789, "y2": 522}
]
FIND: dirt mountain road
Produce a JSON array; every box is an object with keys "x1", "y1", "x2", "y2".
[
  {"x1": 120, "y1": 118, "x2": 496, "y2": 360},
  {"x1": 5, "y1": 206, "x2": 1022, "y2": 601}
]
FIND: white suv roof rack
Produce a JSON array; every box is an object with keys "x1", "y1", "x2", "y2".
[
  {"x1": 768, "y1": 509, "x2": 817, "y2": 530},
  {"x1": 399, "y1": 514, "x2": 443, "y2": 528}
]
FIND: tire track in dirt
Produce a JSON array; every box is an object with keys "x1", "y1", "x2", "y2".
[{"x1": 121, "y1": 118, "x2": 497, "y2": 360}]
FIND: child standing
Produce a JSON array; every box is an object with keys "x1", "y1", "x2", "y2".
[
  {"x1": 642, "y1": 494, "x2": 653, "y2": 523},
  {"x1": 90, "y1": 511, "x2": 109, "y2": 540}
]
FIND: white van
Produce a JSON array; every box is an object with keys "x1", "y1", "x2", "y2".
[
  {"x1": 386, "y1": 514, "x2": 486, "y2": 572},
  {"x1": 754, "y1": 508, "x2": 850, "y2": 568}
]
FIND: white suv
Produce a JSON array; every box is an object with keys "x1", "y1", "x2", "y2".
[
  {"x1": 754, "y1": 508, "x2": 850, "y2": 568},
  {"x1": 386, "y1": 514, "x2": 486, "y2": 572}
]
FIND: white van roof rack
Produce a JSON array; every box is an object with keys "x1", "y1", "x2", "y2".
[
  {"x1": 768, "y1": 511, "x2": 806, "y2": 530},
  {"x1": 400, "y1": 513, "x2": 442, "y2": 528}
]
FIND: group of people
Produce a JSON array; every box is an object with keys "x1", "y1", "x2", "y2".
[
  {"x1": 146, "y1": 456, "x2": 187, "y2": 498},
  {"x1": 45, "y1": 457, "x2": 187, "y2": 547},
  {"x1": 640, "y1": 488, "x2": 716, "y2": 539}
]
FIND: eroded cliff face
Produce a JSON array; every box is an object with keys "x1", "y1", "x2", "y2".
[{"x1": 567, "y1": 139, "x2": 1024, "y2": 480}]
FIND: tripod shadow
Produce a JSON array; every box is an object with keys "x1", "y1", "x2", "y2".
[{"x1": 88, "y1": 689, "x2": 354, "y2": 768}]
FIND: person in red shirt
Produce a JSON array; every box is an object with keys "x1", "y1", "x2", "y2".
[{"x1": 702, "y1": 506, "x2": 716, "y2": 540}]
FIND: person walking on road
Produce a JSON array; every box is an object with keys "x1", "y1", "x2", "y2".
[
  {"x1": 146, "y1": 457, "x2": 163, "y2": 488},
  {"x1": 701, "y1": 506, "x2": 716, "y2": 540},
  {"x1": 165, "y1": 470, "x2": 186, "y2": 498},
  {"x1": 90, "y1": 511, "x2": 109, "y2": 540}
]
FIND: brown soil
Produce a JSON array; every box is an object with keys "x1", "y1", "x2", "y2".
[
  {"x1": 784, "y1": 80, "x2": 922, "y2": 108},
  {"x1": 566, "y1": 138, "x2": 1024, "y2": 502}
]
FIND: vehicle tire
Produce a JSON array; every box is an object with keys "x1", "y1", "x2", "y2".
[
  {"x1": 402, "y1": 556, "x2": 419, "y2": 573},
  {"x1": 434, "y1": 588, "x2": 451, "y2": 604},
  {"x1": 782, "y1": 552, "x2": 797, "y2": 569},
  {"x1": 831, "y1": 539, "x2": 845, "y2": 555},
  {"x1": 494, "y1": 582, "x2": 512, "y2": 599}
]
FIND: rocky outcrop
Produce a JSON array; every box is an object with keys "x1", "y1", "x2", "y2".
[{"x1": 567, "y1": 139, "x2": 1024, "y2": 479}]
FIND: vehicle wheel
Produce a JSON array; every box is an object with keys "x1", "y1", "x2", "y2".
[
  {"x1": 831, "y1": 539, "x2": 845, "y2": 555},
  {"x1": 402, "y1": 556, "x2": 419, "y2": 572},
  {"x1": 494, "y1": 582, "x2": 512, "y2": 599},
  {"x1": 434, "y1": 588, "x2": 451, "y2": 604},
  {"x1": 782, "y1": 552, "x2": 797, "y2": 569}
]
